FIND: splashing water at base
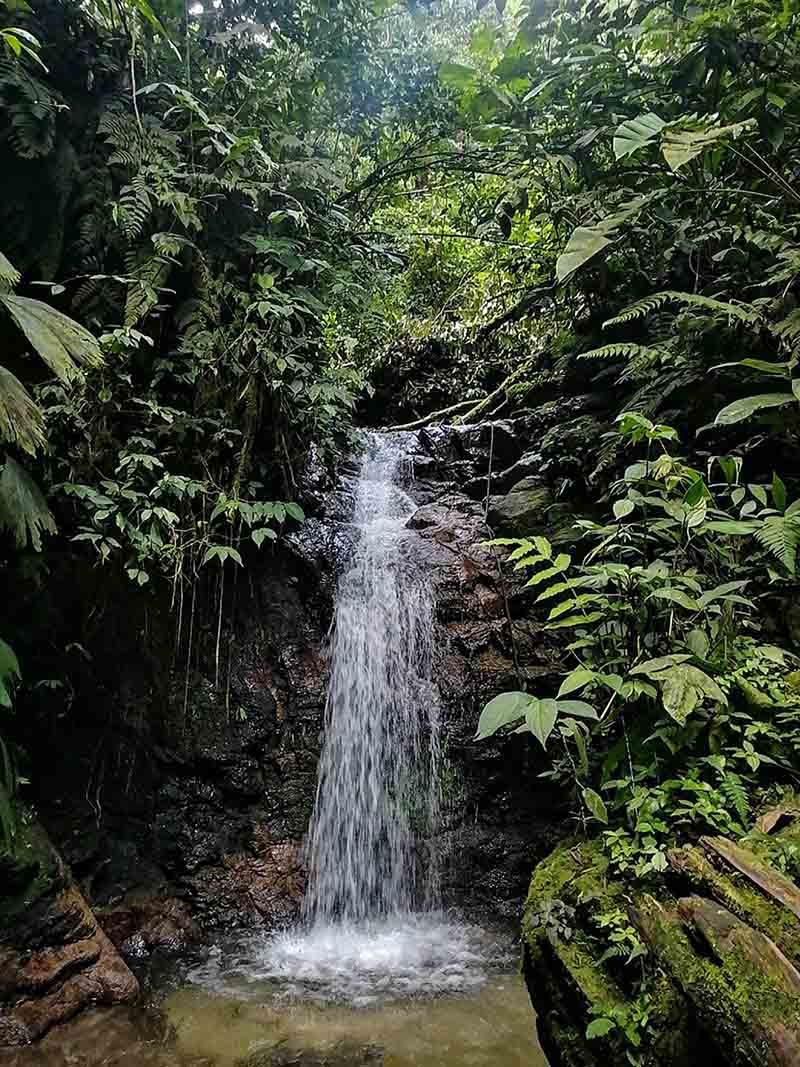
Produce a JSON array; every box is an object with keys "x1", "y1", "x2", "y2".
[{"x1": 184, "y1": 915, "x2": 510, "y2": 1007}]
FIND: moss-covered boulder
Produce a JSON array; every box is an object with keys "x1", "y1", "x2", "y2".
[
  {"x1": 488, "y1": 478, "x2": 554, "y2": 535},
  {"x1": 523, "y1": 822, "x2": 800, "y2": 1066}
]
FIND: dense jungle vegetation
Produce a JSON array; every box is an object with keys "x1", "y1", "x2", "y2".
[{"x1": 3, "y1": 0, "x2": 800, "y2": 1053}]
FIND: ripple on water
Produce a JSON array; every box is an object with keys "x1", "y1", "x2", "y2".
[{"x1": 184, "y1": 915, "x2": 513, "y2": 1007}]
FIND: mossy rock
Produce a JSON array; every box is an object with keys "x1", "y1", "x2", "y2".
[
  {"x1": 488, "y1": 480, "x2": 554, "y2": 536},
  {"x1": 0, "y1": 822, "x2": 61, "y2": 933}
]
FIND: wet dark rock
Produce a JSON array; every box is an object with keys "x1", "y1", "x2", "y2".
[
  {"x1": 100, "y1": 895, "x2": 199, "y2": 960},
  {"x1": 488, "y1": 479, "x2": 554, "y2": 536}
]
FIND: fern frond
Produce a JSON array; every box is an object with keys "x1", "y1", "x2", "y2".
[
  {"x1": 0, "y1": 367, "x2": 45, "y2": 453},
  {"x1": 754, "y1": 515, "x2": 800, "y2": 574},
  {"x1": 124, "y1": 254, "x2": 171, "y2": 327},
  {"x1": 604, "y1": 291, "x2": 758, "y2": 328},
  {"x1": 113, "y1": 172, "x2": 152, "y2": 240},
  {"x1": 773, "y1": 310, "x2": 800, "y2": 348},
  {"x1": 579, "y1": 343, "x2": 664, "y2": 361},
  {"x1": 0, "y1": 455, "x2": 57, "y2": 549},
  {"x1": 719, "y1": 772, "x2": 750, "y2": 823}
]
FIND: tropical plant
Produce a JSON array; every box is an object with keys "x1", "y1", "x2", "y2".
[{"x1": 476, "y1": 414, "x2": 799, "y2": 870}]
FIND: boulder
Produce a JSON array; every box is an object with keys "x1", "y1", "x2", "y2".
[
  {"x1": 0, "y1": 826, "x2": 138, "y2": 1047},
  {"x1": 488, "y1": 478, "x2": 554, "y2": 535}
]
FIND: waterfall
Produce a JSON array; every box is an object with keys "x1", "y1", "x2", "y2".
[
  {"x1": 303, "y1": 432, "x2": 441, "y2": 923},
  {"x1": 185, "y1": 432, "x2": 501, "y2": 1006}
]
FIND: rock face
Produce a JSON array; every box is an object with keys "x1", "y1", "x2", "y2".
[
  {"x1": 524, "y1": 810, "x2": 800, "y2": 1067},
  {"x1": 9, "y1": 407, "x2": 600, "y2": 991},
  {"x1": 0, "y1": 826, "x2": 138, "y2": 1046}
]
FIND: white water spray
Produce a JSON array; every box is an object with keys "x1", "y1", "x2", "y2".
[{"x1": 303, "y1": 432, "x2": 441, "y2": 923}]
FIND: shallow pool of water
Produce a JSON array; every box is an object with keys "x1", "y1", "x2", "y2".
[{"x1": 5, "y1": 916, "x2": 547, "y2": 1067}]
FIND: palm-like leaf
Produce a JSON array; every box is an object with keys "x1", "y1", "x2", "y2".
[
  {"x1": 1, "y1": 294, "x2": 102, "y2": 381},
  {"x1": 0, "y1": 366, "x2": 45, "y2": 454},
  {"x1": 0, "y1": 456, "x2": 57, "y2": 550}
]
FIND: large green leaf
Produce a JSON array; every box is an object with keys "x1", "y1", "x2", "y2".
[
  {"x1": 439, "y1": 62, "x2": 479, "y2": 91},
  {"x1": 658, "y1": 664, "x2": 726, "y2": 724},
  {"x1": 475, "y1": 690, "x2": 530, "y2": 739},
  {"x1": 556, "y1": 226, "x2": 612, "y2": 283},
  {"x1": 526, "y1": 697, "x2": 559, "y2": 749},
  {"x1": 715, "y1": 393, "x2": 795, "y2": 426},
  {"x1": 661, "y1": 119, "x2": 755, "y2": 172},
  {"x1": 613, "y1": 112, "x2": 666, "y2": 160},
  {"x1": 1, "y1": 295, "x2": 102, "y2": 381},
  {"x1": 0, "y1": 638, "x2": 21, "y2": 710},
  {"x1": 556, "y1": 197, "x2": 647, "y2": 282}
]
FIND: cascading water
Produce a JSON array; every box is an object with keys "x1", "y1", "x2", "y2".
[
  {"x1": 303, "y1": 432, "x2": 441, "y2": 924},
  {"x1": 185, "y1": 431, "x2": 509, "y2": 1006}
]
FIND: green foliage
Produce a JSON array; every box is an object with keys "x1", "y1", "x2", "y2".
[{"x1": 477, "y1": 415, "x2": 800, "y2": 887}]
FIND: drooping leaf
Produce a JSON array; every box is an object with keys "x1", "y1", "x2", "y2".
[
  {"x1": 1, "y1": 294, "x2": 102, "y2": 381},
  {"x1": 526, "y1": 697, "x2": 559, "y2": 749},
  {"x1": 556, "y1": 226, "x2": 611, "y2": 283},
  {"x1": 0, "y1": 252, "x2": 21, "y2": 292},
  {"x1": 582, "y1": 787, "x2": 608, "y2": 824},
  {"x1": 0, "y1": 367, "x2": 45, "y2": 454},
  {"x1": 475, "y1": 691, "x2": 530, "y2": 739},
  {"x1": 0, "y1": 637, "x2": 21, "y2": 710},
  {"x1": 661, "y1": 118, "x2": 755, "y2": 171},
  {"x1": 715, "y1": 393, "x2": 795, "y2": 426}
]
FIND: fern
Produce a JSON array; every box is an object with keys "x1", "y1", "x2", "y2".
[
  {"x1": 0, "y1": 57, "x2": 60, "y2": 159},
  {"x1": 754, "y1": 514, "x2": 800, "y2": 574},
  {"x1": 719, "y1": 772, "x2": 750, "y2": 824},
  {"x1": 579, "y1": 343, "x2": 664, "y2": 361},
  {"x1": 604, "y1": 291, "x2": 758, "y2": 328},
  {"x1": 114, "y1": 172, "x2": 153, "y2": 240},
  {"x1": 124, "y1": 253, "x2": 171, "y2": 327},
  {"x1": 773, "y1": 310, "x2": 800, "y2": 348}
]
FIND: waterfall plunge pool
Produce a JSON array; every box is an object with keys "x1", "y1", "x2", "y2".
[{"x1": 5, "y1": 915, "x2": 550, "y2": 1067}]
